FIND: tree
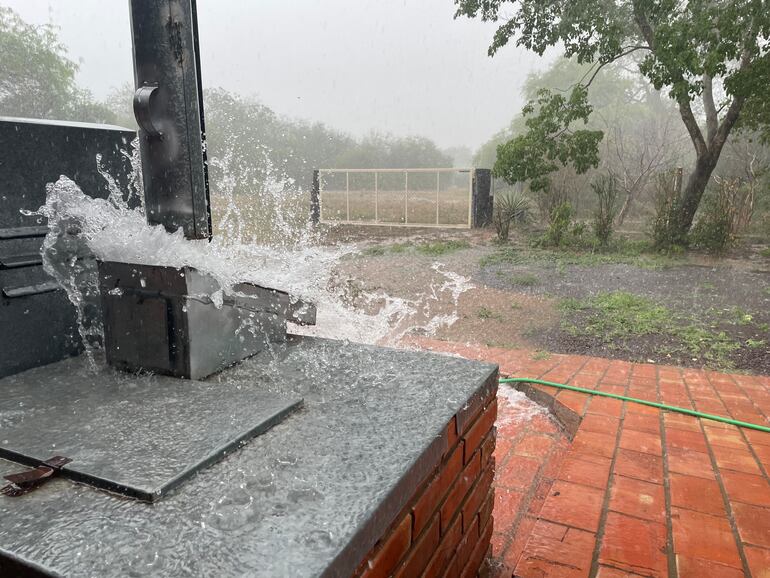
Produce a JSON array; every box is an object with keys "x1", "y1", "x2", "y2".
[
  {"x1": 456, "y1": 0, "x2": 770, "y2": 245},
  {"x1": 0, "y1": 7, "x2": 115, "y2": 123},
  {"x1": 493, "y1": 85, "x2": 603, "y2": 193},
  {"x1": 477, "y1": 57, "x2": 686, "y2": 224}
]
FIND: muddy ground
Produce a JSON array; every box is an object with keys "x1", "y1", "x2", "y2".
[{"x1": 324, "y1": 226, "x2": 770, "y2": 375}]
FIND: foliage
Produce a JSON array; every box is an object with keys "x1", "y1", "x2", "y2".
[
  {"x1": 689, "y1": 200, "x2": 733, "y2": 253},
  {"x1": 360, "y1": 239, "x2": 470, "y2": 258},
  {"x1": 493, "y1": 86, "x2": 603, "y2": 192},
  {"x1": 479, "y1": 242, "x2": 674, "y2": 270},
  {"x1": 591, "y1": 175, "x2": 619, "y2": 246},
  {"x1": 415, "y1": 239, "x2": 470, "y2": 256},
  {"x1": 739, "y1": 55, "x2": 770, "y2": 143},
  {"x1": 335, "y1": 133, "x2": 452, "y2": 170},
  {"x1": 650, "y1": 170, "x2": 685, "y2": 250},
  {"x1": 508, "y1": 273, "x2": 539, "y2": 287},
  {"x1": 560, "y1": 292, "x2": 670, "y2": 340},
  {"x1": 689, "y1": 177, "x2": 754, "y2": 252},
  {"x1": 493, "y1": 189, "x2": 530, "y2": 241},
  {"x1": 560, "y1": 291, "x2": 741, "y2": 369},
  {"x1": 456, "y1": 0, "x2": 770, "y2": 239},
  {"x1": 477, "y1": 306, "x2": 502, "y2": 320},
  {"x1": 0, "y1": 7, "x2": 115, "y2": 123},
  {"x1": 545, "y1": 202, "x2": 574, "y2": 247}
]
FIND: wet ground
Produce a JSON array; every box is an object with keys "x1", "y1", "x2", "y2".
[{"x1": 325, "y1": 226, "x2": 770, "y2": 374}]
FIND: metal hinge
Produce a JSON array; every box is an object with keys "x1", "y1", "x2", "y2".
[{"x1": 1, "y1": 456, "x2": 71, "y2": 497}]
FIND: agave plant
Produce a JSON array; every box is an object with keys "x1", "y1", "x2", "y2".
[{"x1": 493, "y1": 190, "x2": 531, "y2": 241}]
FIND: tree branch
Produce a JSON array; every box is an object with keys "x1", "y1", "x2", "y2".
[
  {"x1": 632, "y1": 1, "x2": 709, "y2": 158},
  {"x1": 678, "y1": 98, "x2": 709, "y2": 157},
  {"x1": 702, "y1": 73, "x2": 718, "y2": 143},
  {"x1": 711, "y1": 51, "x2": 752, "y2": 156},
  {"x1": 632, "y1": 2, "x2": 655, "y2": 48},
  {"x1": 580, "y1": 46, "x2": 652, "y2": 89}
]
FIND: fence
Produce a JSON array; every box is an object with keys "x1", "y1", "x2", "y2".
[{"x1": 311, "y1": 168, "x2": 492, "y2": 229}]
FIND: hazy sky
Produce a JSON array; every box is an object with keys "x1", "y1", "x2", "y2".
[{"x1": 4, "y1": 0, "x2": 553, "y2": 149}]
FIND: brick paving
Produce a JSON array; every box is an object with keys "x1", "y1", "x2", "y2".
[{"x1": 411, "y1": 339, "x2": 770, "y2": 578}]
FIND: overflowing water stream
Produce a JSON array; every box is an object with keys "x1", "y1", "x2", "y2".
[
  {"x1": 2, "y1": 140, "x2": 502, "y2": 577},
  {"x1": 25, "y1": 143, "x2": 474, "y2": 364}
]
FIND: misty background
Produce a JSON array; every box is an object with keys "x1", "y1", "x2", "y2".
[
  {"x1": 3, "y1": 0, "x2": 550, "y2": 151},
  {"x1": 2, "y1": 1, "x2": 766, "y2": 243}
]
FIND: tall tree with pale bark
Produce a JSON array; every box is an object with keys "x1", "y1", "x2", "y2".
[{"x1": 456, "y1": 0, "x2": 770, "y2": 245}]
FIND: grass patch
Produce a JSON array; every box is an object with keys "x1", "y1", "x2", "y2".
[
  {"x1": 531, "y1": 350, "x2": 552, "y2": 361},
  {"x1": 477, "y1": 306, "x2": 502, "y2": 321},
  {"x1": 389, "y1": 242, "x2": 412, "y2": 253},
  {"x1": 359, "y1": 239, "x2": 469, "y2": 258},
  {"x1": 480, "y1": 245, "x2": 676, "y2": 270},
  {"x1": 560, "y1": 293, "x2": 670, "y2": 338},
  {"x1": 509, "y1": 273, "x2": 540, "y2": 287},
  {"x1": 560, "y1": 291, "x2": 742, "y2": 369},
  {"x1": 415, "y1": 239, "x2": 470, "y2": 256},
  {"x1": 760, "y1": 247, "x2": 770, "y2": 258}
]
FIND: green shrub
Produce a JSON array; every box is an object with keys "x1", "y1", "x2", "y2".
[
  {"x1": 493, "y1": 190, "x2": 530, "y2": 241},
  {"x1": 546, "y1": 202, "x2": 573, "y2": 247},
  {"x1": 591, "y1": 175, "x2": 619, "y2": 247},
  {"x1": 689, "y1": 192, "x2": 734, "y2": 252},
  {"x1": 650, "y1": 170, "x2": 685, "y2": 251}
]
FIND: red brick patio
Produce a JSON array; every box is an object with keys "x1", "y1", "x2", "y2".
[{"x1": 412, "y1": 339, "x2": 770, "y2": 578}]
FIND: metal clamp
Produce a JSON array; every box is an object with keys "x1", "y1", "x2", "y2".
[
  {"x1": 133, "y1": 84, "x2": 163, "y2": 137},
  {"x1": 1, "y1": 456, "x2": 72, "y2": 497}
]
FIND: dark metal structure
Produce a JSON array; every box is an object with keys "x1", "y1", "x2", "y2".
[
  {"x1": 129, "y1": 0, "x2": 211, "y2": 240},
  {"x1": 0, "y1": 5, "x2": 502, "y2": 577},
  {"x1": 0, "y1": 118, "x2": 136, "y2": 379},
  {"x1": 99, "y1": 261, "x2": 315, "y2": 380},
  {"x1": 94, "y1": 0, "x2": 317, "y2": 380},
  {"x1": 471, "y1": 168, "x2": 493, "y2": 227}
]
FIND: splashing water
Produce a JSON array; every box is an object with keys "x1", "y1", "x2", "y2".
[{"x1": 26, "y1": 142, "x2": 474, "y2": 363}]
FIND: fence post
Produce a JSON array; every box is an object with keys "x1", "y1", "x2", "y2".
[
  {"x1": 375, "y1": 171, "x2": 379, "y2": 222},
  {"x1": 436, "y1": 172, "x2": 440, "y2": 225},
  {"x1": 310, "y1": 169, "x2": 321, "y2": 224},
  {"x1": 404, "y1": 171, "x2": 409, "y2": 224},
  {"x1": 471, "y1": 168, "x2": 493, "y2": 228}
]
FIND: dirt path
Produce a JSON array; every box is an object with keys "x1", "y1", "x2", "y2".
[{"x1": 325, "y1": 227, "x2": 770, "y2": 374}]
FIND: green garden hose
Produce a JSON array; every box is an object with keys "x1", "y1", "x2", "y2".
[{"x1": 499, "y1": 377, "x2": 770, "y2": 434}]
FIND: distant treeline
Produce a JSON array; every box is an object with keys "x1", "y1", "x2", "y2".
[{"x1": 0, "y1": 6, "x2": 456, "y2": 195}]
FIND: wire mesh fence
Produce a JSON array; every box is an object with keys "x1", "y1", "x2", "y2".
[{"x1": 316, "y1": 168, "x2": 475, "y2": 228}]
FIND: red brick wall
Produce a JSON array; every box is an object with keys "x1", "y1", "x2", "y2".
[{"x1": 354, "y1": 389, "x2": 498, "y2": 578}]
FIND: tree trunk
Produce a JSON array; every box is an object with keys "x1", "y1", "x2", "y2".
[
  {"x1": 672, "y1": 152, "x2": 718, "y2": 243},
  {"x1": 616, "y1": 190, "x2": 635, "y2": 226}
]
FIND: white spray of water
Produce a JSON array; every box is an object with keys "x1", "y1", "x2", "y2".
[
  {"x1": 496, "y1": 385, "x2": 553, "y2": 427},
  {"x1": 27, "y1": 142, "x2": 474, "y2": 357}
]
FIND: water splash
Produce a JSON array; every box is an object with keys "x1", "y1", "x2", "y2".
[{"x1": 26, "y1": 141, "x2": 474, "y2": 361}]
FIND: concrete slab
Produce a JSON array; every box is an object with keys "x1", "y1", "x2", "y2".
[
  {"x1": 0, "y1": 365, "x2": 302, "y2": 501},
  {"x1": 0, "y1": 336, "x2": 498, "y2": 577}
]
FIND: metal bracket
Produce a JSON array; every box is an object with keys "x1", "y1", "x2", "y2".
[
  {"x1": 133, "y1": 84, "x2": 163, "y2": 138},
  {"x1": 1, "y1": 456, "x2": 71, "y2": 497}
]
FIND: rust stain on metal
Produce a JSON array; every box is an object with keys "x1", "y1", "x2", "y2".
[
  {"x1": 166, "y1": 16, "x2": 184, "y2": 65},
  {"x1": 1, "y1": 456, "x2": 72, "y2": 497}
]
